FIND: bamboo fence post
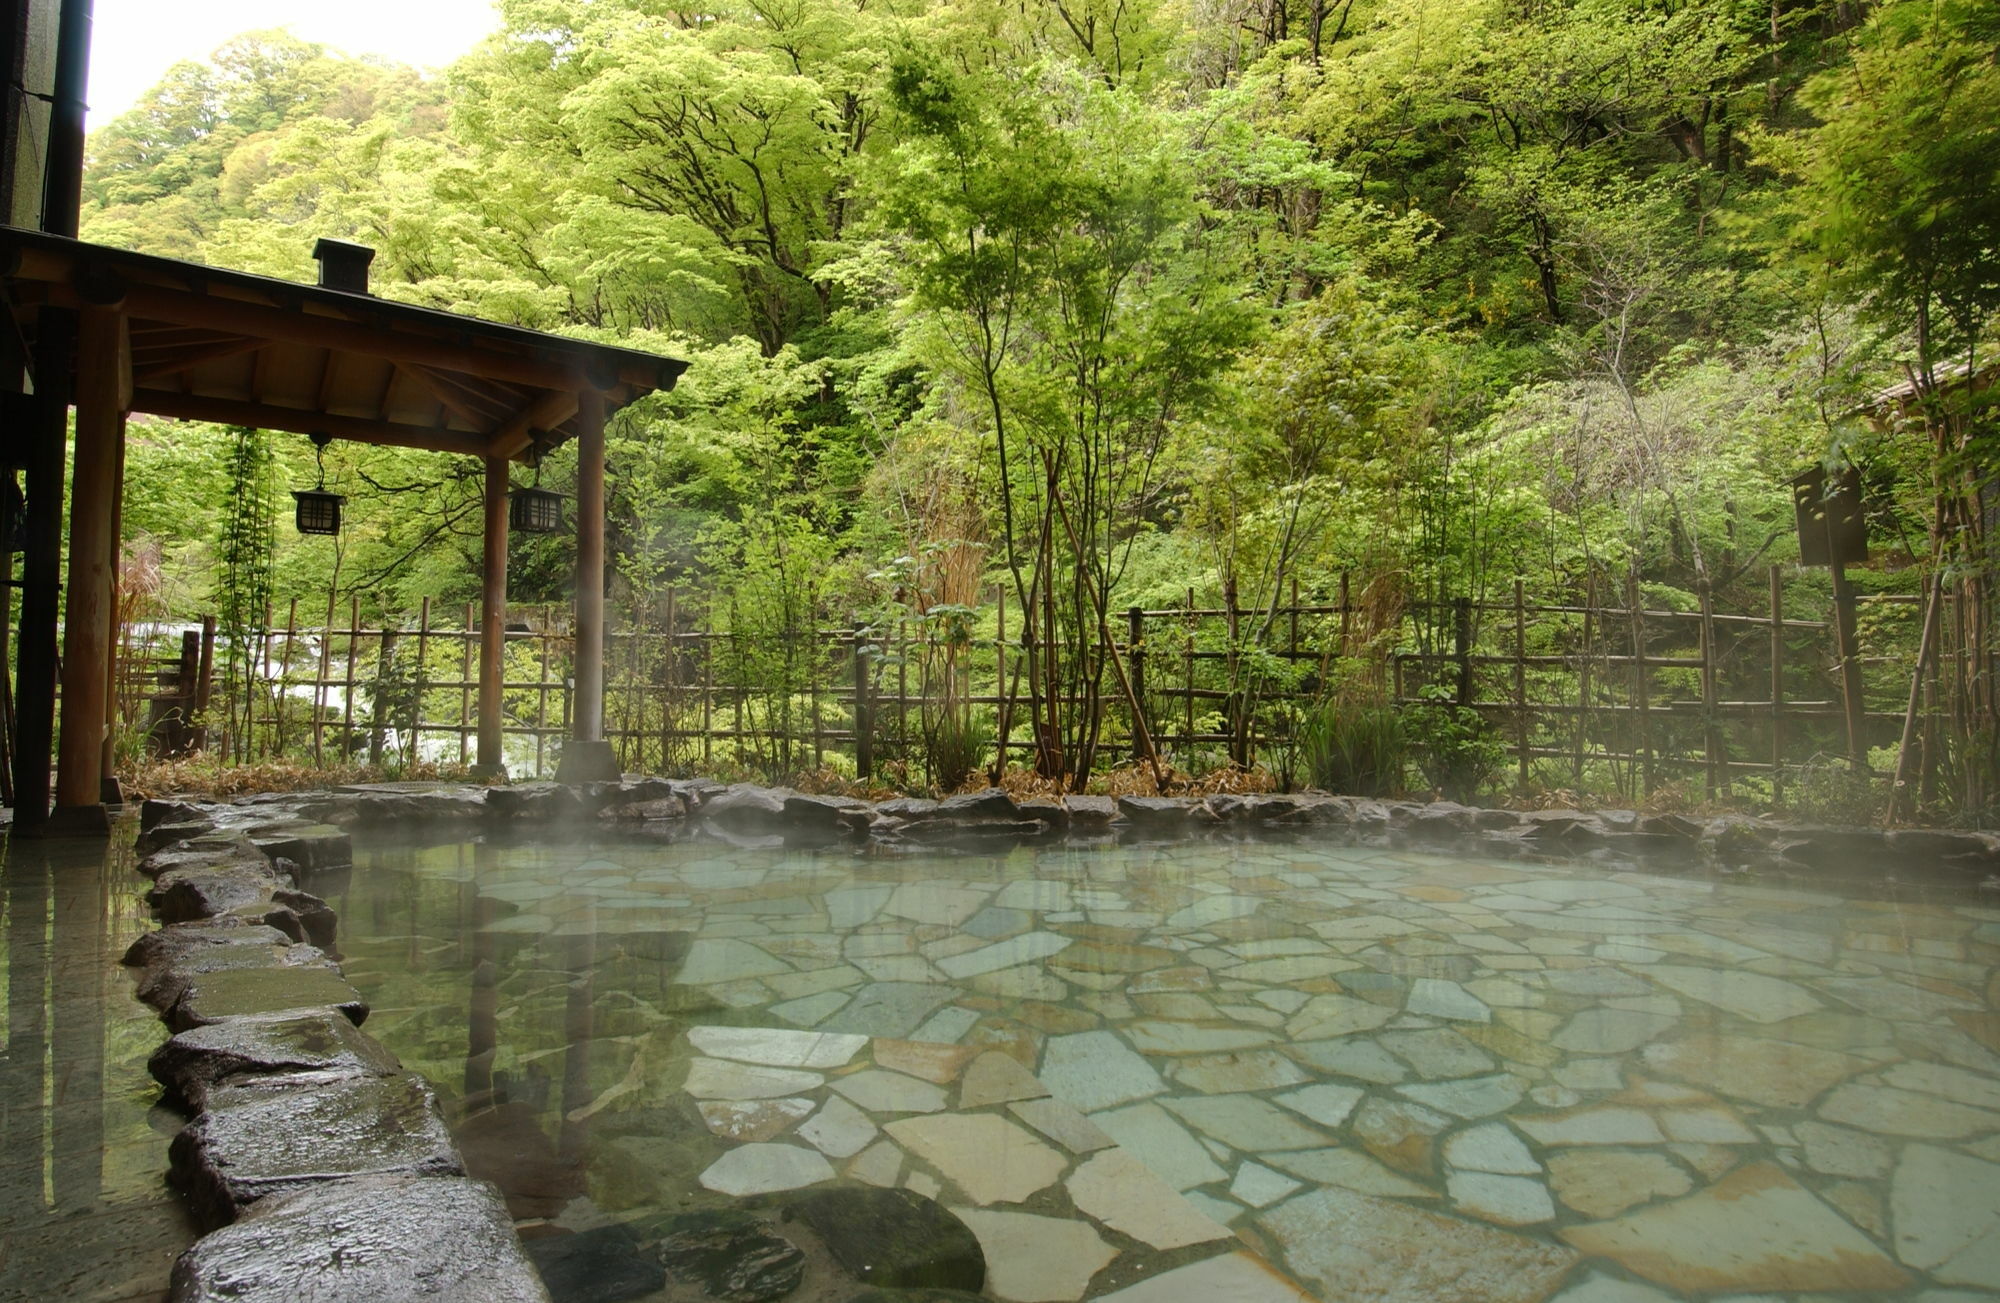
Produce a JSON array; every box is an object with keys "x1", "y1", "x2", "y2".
[
  {"x1": 370, "y1": 625, "x2": 397, "y2": 766},
  {"x1": 1627, "y1": 573, "x2": 1653, "y2": 798},
  {"x1": 194, "y1": 614, "x2": 215, "y2": 753},
  {"x1": 1769, "y1": 566, "x2": 1785, "y2": 806},
  {"x1": 1575, "y1": 576, "x2": 1593, "y2": 792},
  {"x1": 1513, "y1": 578, "x2": 1529, "y2": 789},
  {"x1": 415, "y1": 597, "x2": 432, "y2": 764},
  {"x1": 313, "y1": 591, "x2": 335, "y2": 766},
  {"x1": 276, "y1": 597, "x2": 298, "y2": 757},
  {"x1": 458, "y1": 602, "x2": 474, "y2": 766},
  {"x1": 1697, "y1": 576, "x2": 1727, "y2": 799},
  {"x1": 253, "y1": 598, "x2": 276, "y2": 758},
  {"x1": 1224, "y1": 573, "x2": 1243, "y2": 765},
  {"x1": 853, "y1": 619, "x2": 873, "y2": 780},
  {"x1": 1128, "y1": 606, "x2": 1146, "y2": 765},
  {"x1": 537, "y1": 612, "x2": 553, "y2": 777},
  {"x1": 898, "y1": 616, "x2": 910, "y2": 761},
  {"x1": 701, "y1": 628, "x2": 714, "y2": 769},
  {"x1": 994, "y1": 585, "x2": 1010, "y2": 774},
  {"x1": 663, "y1": 587, "x2": 678, "y2": 769},
  {"x1": 341, "y1": 594, "x2": 360, "y2": 761},
  {"x1": 1183, "y1": 587, "x2": 1195, "y2": 748}
]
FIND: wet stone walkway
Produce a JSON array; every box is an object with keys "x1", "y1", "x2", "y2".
[{"x1": 334, "y1": 835, "x2": 2000, "y2": 1303}]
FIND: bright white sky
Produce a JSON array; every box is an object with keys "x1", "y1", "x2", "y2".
[{"x1": 86, "y1": 0, "x2": 505, "y2": 125}]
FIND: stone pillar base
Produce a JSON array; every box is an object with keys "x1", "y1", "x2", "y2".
[
  {"x1": 38, "y1": 803, "x2": 112, "y2": 837},
  {"x1": 553, "y1": 740, "x2": 619, "y2": 785}
]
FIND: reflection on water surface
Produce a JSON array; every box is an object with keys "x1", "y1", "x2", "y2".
[{"x1": 332, "y1": 833, "x2": 2000, "y2": 1302}]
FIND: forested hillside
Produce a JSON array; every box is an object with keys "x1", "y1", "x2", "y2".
[{"x1": 83, "y1": 0, "x2": 1998, "y2": 812}]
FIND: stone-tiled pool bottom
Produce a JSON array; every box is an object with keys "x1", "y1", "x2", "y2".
[{"x1": 332, "y1": 834, "x2": 2000, "y2": 1303}]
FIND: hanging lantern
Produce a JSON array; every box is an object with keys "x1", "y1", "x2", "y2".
[
  {"x1": 509, "y1": 447, "x2": 564, "y2": 533},
  {"x1": 294, "y1": 432, "x2": 343, "y2": 536},
  {"x1": 510, "y1": 486, "x2": 564, "y2": 533}
]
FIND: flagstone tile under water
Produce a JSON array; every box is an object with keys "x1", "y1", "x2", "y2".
[{"x1": 335, "y1": 835, "x2": 2000, "y2": 1302}]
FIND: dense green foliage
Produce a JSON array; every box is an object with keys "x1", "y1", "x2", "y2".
[{"x1": 85, "y1": 1, "x2": 1998, "y2": 807}]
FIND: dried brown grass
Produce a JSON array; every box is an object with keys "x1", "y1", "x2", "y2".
[{"x1": 118, "y1": 756, "x2": 483, "y2": 801}]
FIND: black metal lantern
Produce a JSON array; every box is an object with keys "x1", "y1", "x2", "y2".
[
  {"x1": 510, "y1": 485, "x2": 564, "y2": 533},
  {"x1": 509, "y1": 448, "x2": 564, "y2": 533},
  {"x1": 294, "y1": 432, "x2": 343, "y2": 536}
]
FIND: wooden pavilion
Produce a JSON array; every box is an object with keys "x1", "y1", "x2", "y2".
[{"x1": 0, "y1": 227, "x2": 686, "y2": 832}]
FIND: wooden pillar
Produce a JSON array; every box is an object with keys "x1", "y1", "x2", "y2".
[
  {"x1": 477, "y1": 454, "x2": 509, "y2": 776},
  {"x1": 98, "y1": 417, "x2": 127, "y2": 801},
  {"x1": 556, "y1": 387, "x2": 616, "y2": 782},
  {"x1": 52, "y1": 307, "x2": 129, "y2": 830}
]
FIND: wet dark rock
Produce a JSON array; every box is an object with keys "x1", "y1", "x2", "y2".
[
  {"x1": 1639, "y1": 812, "x2": 1704, "y2": 840},
  {"x1": 876, "y1": 797, "x2": 939, "y2": 821},
  {"x1": 936, "y1": 788, "x2": 1020, "y2": 820},
  {"x1": 167, "y1": 964, "x2": 369, "y2": 1033},
  {"x1": 1018, "y1": 797, "x2": 1069, "y2": 829},
  {"x1": 150, "y1": 864, "x2": 284, "y2": 924},
  {"x1": 139, "y1": 847, "x2": 268, "y2": 880},
  {"x1": 335, "y1": 784, "x2": 493, "y2": 826},
  {"x1": 1518, "y1": 810, "x2": 1606, "y2": 842},
  {"x1": 784, "y1": 1187, "x2": 983, "y2": 1294},
  {"x1": 703, "y1": 784, "x2": 790, "y2": 831},
  {"x1": 1772, "y1": 826, "x2": 1890, "y2": 871},
  {"x1": 1406, "y1": 802, "x2": 1477, "y2": 837},
  {"x1": 528, "y1": 1223, "x2": 665, "y2": 1303},
  {"x1": 248, "y1": 824, "x2": 352, "y2": 872},
  {"x1": 489, "y1": 782, "x2": 587, "y2": 821},
  {"x1": 1063, "y1": 794, "x2": 1117, "y2": 826},
  {"x1": 841, "y1": 1292, "x2": 986, "y2": 1303},
  {"x1": 1471, "y1": 806, "x2": 1522, "y2": 830},
  {"x1": 270, "y1": 888, "x2": 338, "y2": 949},
  {"x1": 1118, "y1": 795, "x2": 1191, "y2": 829},
  {"x1": 150, "y1": 1010, "x2": 403, "y2": 1109},
  {"x1": 602, "y1": 795, "x2": 687, "y2": 821},
  {"x1": 782, "y1": 793, "x2": 874, "y2": 835},
  {"x1": 653, "y1": 1209, "x2": 806, "y2": 1303},
  {"x1": 170, "y1": 1071, "x2": 462, "y2": 1228},
  {"x1": 139, "y1": 818, "x2": 218, "y2": 856},
  {"x1": 124, "y1": 921, "x2": 295, "y2": 969},
  {"x1": 670, "y1": 778, "x2": 729, "y2": 807},
  {"x1": 137, "y1": 940, "x2": 336, "y2": 1013},
  {"x1": 1888, "y1": 827, "x2": 2000, "y2": 866},
  {"x1": 168, "y1": 1174, "x2": 548, "y2": 1303},
  {"x1": 143, "y1": 797, "x2": 213, "y2": 832}
]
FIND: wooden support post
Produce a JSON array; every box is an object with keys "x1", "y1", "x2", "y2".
[
  {"x1": 557, "y1": 387, "x2": 617, "y2": 781},
  {"x1": 1575, "y1": 574, "x2": 1593, "y2": 792},
  {"x1": 1769, "y1": 566, "x2": 1786, "y2": 806},
  {"x1": 478, "y1": 455, "x2": 509, "y2": 777},
  {"x1": 98, "y1": 414, "x2": 128, "y2": 802},
  {"x1": 458, "y1": 602, "x2": 475, "y2": 766},
  {"x1": 52, "y1": 307, "x2": 130, "y2": 831}
]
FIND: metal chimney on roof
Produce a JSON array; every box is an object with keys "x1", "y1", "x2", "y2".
[{"x1": 313, "y1": 238, "x2": 375, "y2": 294}]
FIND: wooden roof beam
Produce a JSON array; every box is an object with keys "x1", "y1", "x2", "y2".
[
  {"x1": 491, "y1": 388, "x2": 580, "y2": 461},
  {"x1": 135, "y1": 391, "x2": 491, "y2": 458},
  {"x1": 133, "y1": 338, "x2": 267, "y2": 384}
]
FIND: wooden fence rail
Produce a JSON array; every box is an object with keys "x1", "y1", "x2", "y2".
[{"x1": 108, "y1": 570, "x2": 1960, "y2": 802}]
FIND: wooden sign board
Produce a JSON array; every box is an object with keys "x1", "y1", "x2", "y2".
[{"x1": 1792, "y1": 465, "x2": 1868, "y2": 567}]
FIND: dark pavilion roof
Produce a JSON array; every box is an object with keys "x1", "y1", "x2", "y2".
[{"x1": 0, "y1": 226, "x2": 687, "y2": 461}]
